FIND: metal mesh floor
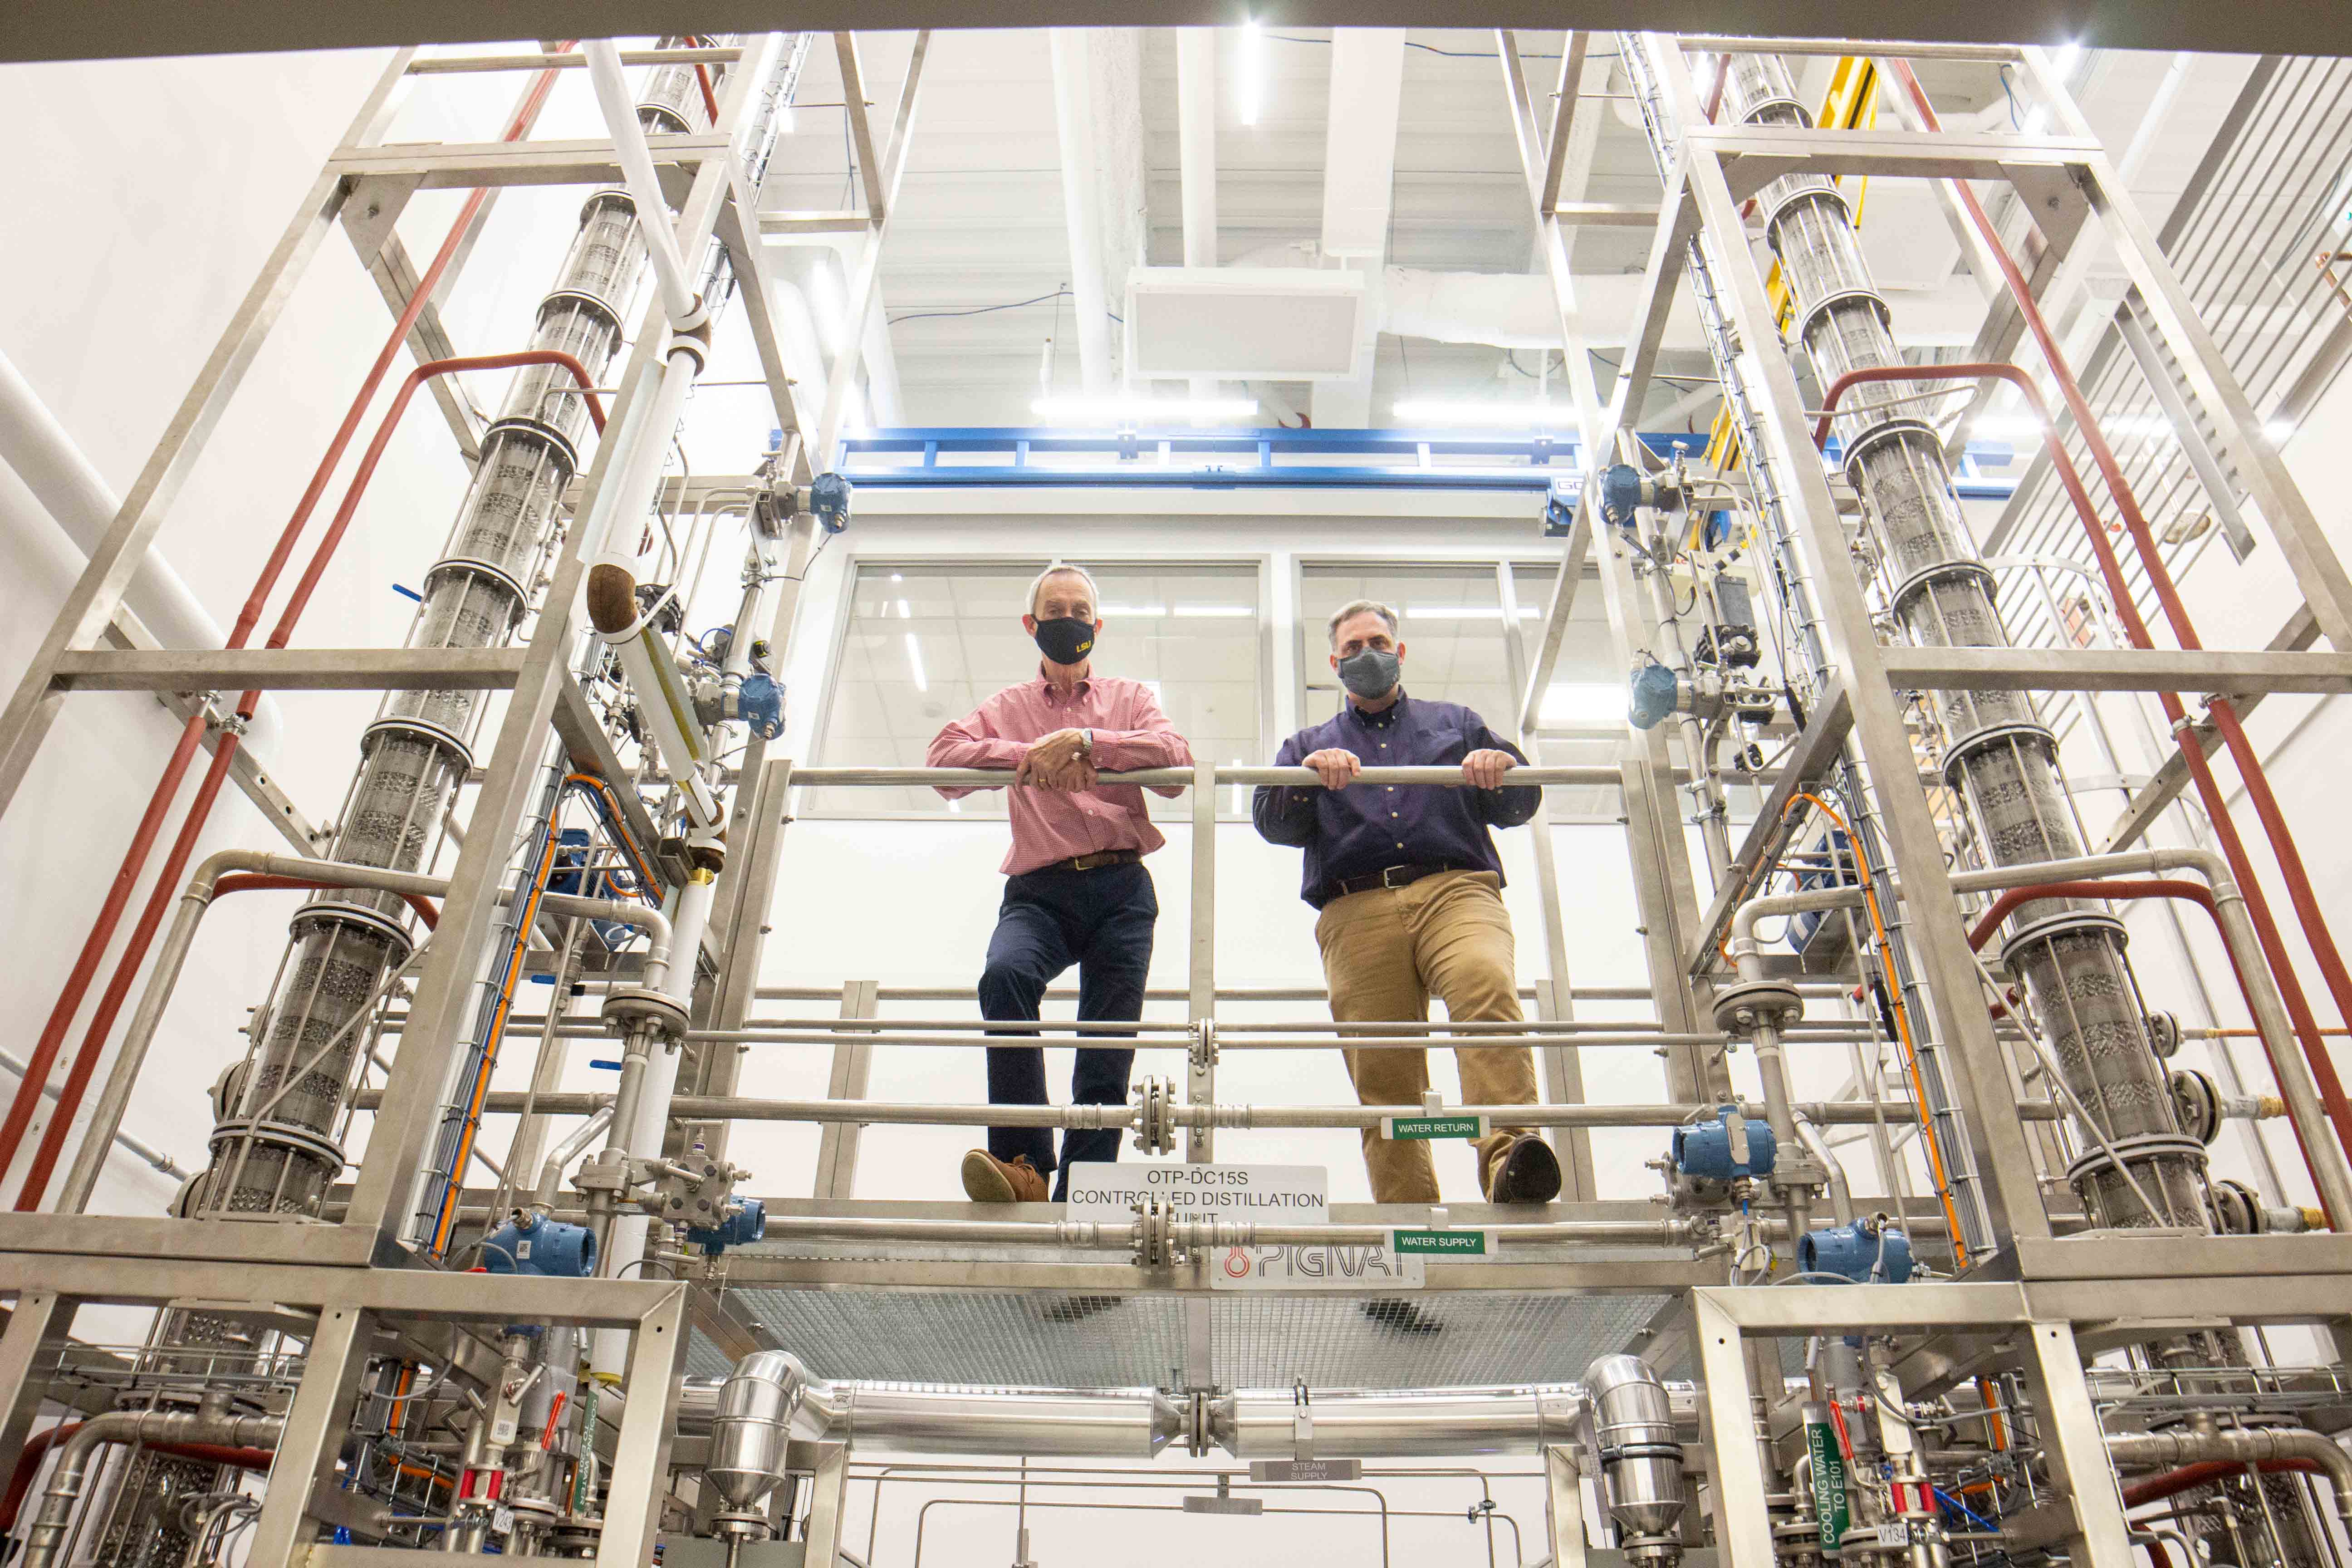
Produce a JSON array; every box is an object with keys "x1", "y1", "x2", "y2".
[{"x1": 690, "y1": 1290, "x2": 1671, "y2": 1389}]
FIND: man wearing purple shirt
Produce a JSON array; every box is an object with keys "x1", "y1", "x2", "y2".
[
  {"x1": 1254, "y1": 598, "x2": 1560, "y2": 1208},
  {"x1": 928, "y1": 564, "x2": 1195, "y2": 1203}
]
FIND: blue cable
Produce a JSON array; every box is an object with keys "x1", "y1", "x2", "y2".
[{"x1": 1934, "y1": 1485, "x2": 1999, "y2": 1533}]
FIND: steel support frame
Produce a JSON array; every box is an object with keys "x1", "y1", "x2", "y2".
[
  {"x1": 1639, "y1": 34, "x2": 2053, "y2": 1246},
  {"x1": 0, "y1": 1258, "x2": 687, "y2": 1568}
]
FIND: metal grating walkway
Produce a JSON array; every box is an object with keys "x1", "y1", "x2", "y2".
[{"x1": 688, "y1": 1289, "x2": 1672, "y2": 1389}]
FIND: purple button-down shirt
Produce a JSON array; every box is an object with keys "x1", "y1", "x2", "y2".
[
  {"x1": 927, "y1": 669, "x2": 1194, "y2": 875},
  {"x1": 1253, "y1": 692, "x2": 1538, "y2": 907}
]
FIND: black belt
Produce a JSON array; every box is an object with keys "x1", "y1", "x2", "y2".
[
  {"x1": 1330, "y1": 863, "x2": 1455, "y2": 899},
  {"x1": 1044, "y1": 848, "x2": 1143, "y2": 873}
]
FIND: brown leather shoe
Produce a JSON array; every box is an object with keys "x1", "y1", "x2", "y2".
[{"x1": 961, "y1": 1149, "x2": 1048, "y2": 1203}]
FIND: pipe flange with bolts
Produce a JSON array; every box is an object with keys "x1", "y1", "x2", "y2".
[
  {"x1": 1132, "y1": 1075, "x2": 1177, "y2": 1156},
  {"x1": 602, "y1": 985, "x2": 691, "y2": 1041},
  {"x1": 1711, "y1": 979, "x2": 1803, "y2": 1036}
]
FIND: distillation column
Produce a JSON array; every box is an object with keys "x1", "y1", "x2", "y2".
[
  {"x1": 189, "y1": 68, "x2": 713, "y2": 1220},
  {"x1": 1714, "y1": 54, "x2": 2205, "y2": 1232}
]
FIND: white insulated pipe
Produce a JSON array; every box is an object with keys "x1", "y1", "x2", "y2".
[
  {"x1": 1176, "y1": 28, "x2": 1218, "y2": 406},
  {"x1": 583, "y1": 39, "x2": 709, "y2": 333},
  {"x1": 592, "y1": 867, "x2": 719, "y2": 1379},
  {"x1": 1048, "y1": 29, "x2": 1113, "y2": 398},
  {"x1": 0, "y1": 346, "x2": 281, "y2": 750}
]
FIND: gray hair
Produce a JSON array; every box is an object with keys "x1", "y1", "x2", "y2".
[
  {"x1": 1327, "y1": 598, "x2": 1400, "y2": 648},
  {"x1": 1026, "y1": 561, "x2": 1102, "y2": 618}
]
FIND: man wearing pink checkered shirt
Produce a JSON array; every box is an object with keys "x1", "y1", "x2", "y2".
[{"x1": 927, "y1": 563, "x2": 1194, "y2": 1203}]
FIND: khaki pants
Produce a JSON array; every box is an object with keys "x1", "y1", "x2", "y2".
[{"x1": 1313, "y1": 870, "x2": 1540, "y2": 1202}]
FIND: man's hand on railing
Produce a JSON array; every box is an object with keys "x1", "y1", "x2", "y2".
[
  {"x1": 1302, "y1": 749, "x2": 1362, "y2": 790},
  {"x1": 1018, "y1": 728, "x2": 1098, "y2": 792},
  {"x1": 1461, "y1": 749, "x2": 1518, "y2": 790}
]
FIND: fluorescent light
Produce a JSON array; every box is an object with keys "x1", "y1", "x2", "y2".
[
  {"x1": 905, "y1": 632, "x2": 927, "y2": 692},
  {"x1": 1391, "y1": 399, "x2": 1577, "y2": 429},
  {"x1": 1238, "y1": 18, "x2": 1263, "y2": 127},
  {"x1": 897, "y1": 598, "x2": 911, "y2": 619},
  {"x1": 1173, "y1": 605, "x2": 1252, "y2": 617},
  {"x1": 890, "y1": 573, "x2": 904, "y2": 583},
  {"x1": 1541, "y1": 682, "x2": 1626, "y2": 726},
  {"x1": 1098, "y1": 605, "x2": 1170, "y2": 617},
  {"x1": 2050, "y1": 40, "x2": 2081, "y2": 78},
  {"x1": 2267, "y1": 419, "x2": 2297, "y2": 444},
  {"x1": 1031, "y1": 396, "x2": 1259, "y2": 424}
]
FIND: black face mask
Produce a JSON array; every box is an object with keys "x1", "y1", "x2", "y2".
[{"x1": 1033, "y1": 617, "x2": 1097, "y2": 666}]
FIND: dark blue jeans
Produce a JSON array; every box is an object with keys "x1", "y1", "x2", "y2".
[{"x1": 979, "y1": 860, "x2": 1156, "y2": 1200}]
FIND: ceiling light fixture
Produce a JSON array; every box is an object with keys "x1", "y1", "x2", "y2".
[
  {"x1": 905, "y1": 632, "x2": 927, "y2": 692},
  {"x1": 1390, "y1": 399, "x2": 1578, "y2": 430},
  {"x1": 1032, "y1": 396, "x2": 1259, "y2": 425}
]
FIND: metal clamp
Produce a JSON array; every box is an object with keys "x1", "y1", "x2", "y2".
[
  {"x1": 1133, "y1": 1196, "x2": 1176, "y2": 1269},
  {"x1": 1292, "y1": 1381, "x2": 1314, "y2": 1461},
  {"x1": 1189, "y1": 1019, "x2": 1218, "y2": 1070},
  {"x1": 1133, "y1": 1076, "x2": 1179, "y2": 1156},
  {"x1": 1710, "y1": 978, "x2": 1803, "y2": 1035}
]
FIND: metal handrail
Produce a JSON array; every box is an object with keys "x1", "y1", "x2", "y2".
[{"x1": 791, "y1": 764, "x2": 1623, "y2": 789}]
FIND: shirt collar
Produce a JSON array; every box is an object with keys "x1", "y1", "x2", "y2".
[
  {"x1": 1345, "y1": 690, "x2": 1407, "y2": 729},
  {"x1": 1036, "y1": 665, "x2": 1092, "y2": 704}
]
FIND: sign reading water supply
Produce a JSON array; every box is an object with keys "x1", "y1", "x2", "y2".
[
  {"x1": 1389, "y1": 1227, "x2": 1496, "y2": 1257},
  {"x1": 1063, "y1": 1163, "x2": 1328, "y2": 1224},
  {"x1": 1381, "y1": 1113, "x2": 1489, "y2": 1141}
]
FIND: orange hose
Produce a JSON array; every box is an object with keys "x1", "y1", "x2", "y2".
[{"x1": 1784, "y1": 792, "x2": 1972, "y2": 1266}]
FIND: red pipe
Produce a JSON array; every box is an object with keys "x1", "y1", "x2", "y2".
[
  {"x1": 0, "y1": 1423, "x2": 274, "y2": 1537},
  {"x1": 1861, "y1": 67, "x2": 2352, "y2": 1210},
  {"x1": 2142, "y1": 1540, "x2": 2174, "y2": 1568},
  {"x1": 211, "y1": 873, "x2": 440, "y2": 931},
  {"x1": 2121, "y1": 1456, "x2": 2327, "y2": 1509},
  {"x1": 9, "y1": 347, "x2": 603, "y2": 1212},
  {"x1": 0, "y1": 56, "x2": 574, "y2": 1209}
]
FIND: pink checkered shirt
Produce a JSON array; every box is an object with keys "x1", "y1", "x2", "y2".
[{"x1": 927, "y1": 669, "x2": 1194, "y2": 874}]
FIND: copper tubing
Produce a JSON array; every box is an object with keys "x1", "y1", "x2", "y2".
[
  {"x1": 0, "y1": 58, "x2": 574, "y2": 1208},
  {"x1": 211, "y1": 872, "x2": 440, "y2": 930},
  {"x1": 1881, "y1": 59, "x2": 2352, "y2": 1199}
]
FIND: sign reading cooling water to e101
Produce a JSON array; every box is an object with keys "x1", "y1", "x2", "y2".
[{"x1": 1061, "y1": 1164, "x2": 1426, "y2": 1290}]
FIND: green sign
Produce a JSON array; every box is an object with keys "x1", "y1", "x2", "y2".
[
  {"x1": 1381, "y1": 1114, "x2": 1489, "y2": 1141},
  {"x1": 1805, "y1": 1415, "x2": 1849, "y2": 1551},
  {"x1": 1390, "y1": 1228, "x2": 1491, "y2": 1256}
]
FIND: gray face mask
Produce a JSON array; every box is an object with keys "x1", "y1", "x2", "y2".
[{"x1": 1336, "y1": 647, "x2": 1401, "y2": 700}]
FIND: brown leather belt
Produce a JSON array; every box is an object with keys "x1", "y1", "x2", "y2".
[
  {"x1": 1330, "y1": 863, "x2": 1453, "y2": 899},
  {"x1": 1048, "y1": 848, "x2": 1144, "y2": 872}
]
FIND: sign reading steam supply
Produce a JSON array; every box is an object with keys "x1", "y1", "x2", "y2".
[{"x1": 1063, "y1": 1163, "x2": 1329, "y2": 1224}]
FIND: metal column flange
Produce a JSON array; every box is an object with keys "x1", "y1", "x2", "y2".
[
  {"x1": 1132, "y1": 1075, "x2": 1179, "y2": 1156},
  {"x1": 1710, "y1": 979, "x2": 1803, "y2": 1036}
]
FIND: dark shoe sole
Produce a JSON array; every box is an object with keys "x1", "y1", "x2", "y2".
[{"x1": 1490, "y1": 1136, "x2": 1563, "y2": 1205}]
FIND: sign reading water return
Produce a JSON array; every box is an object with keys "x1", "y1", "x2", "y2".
[{"x1": 1063, "y1": 1163, "x2": 1329, "y2": 1225}]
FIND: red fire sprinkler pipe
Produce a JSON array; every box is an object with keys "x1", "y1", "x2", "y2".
[
  {"x1": 11, "y1": 353, "x2": 602, "y2": 1212},
  {"x1": 1878, "y1": 56, "x2": 2352, "y2": 1185}
]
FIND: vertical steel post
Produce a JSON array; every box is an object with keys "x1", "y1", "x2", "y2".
[
  {"x1": 799, "y1": 1440, "x2": 853, "y2": 1568},
  {"x1": 2023, "y1": 1320, "x2": 2137, "y2": 1565},
  {"x1": 1188, "y1": 754, "x2": 1217, "y2": 1162},
  {"x1": 597, "y1": 1284, "x2": 690, "y2": 1568},
  {"x1": 1690, "y1": 1292, "x2": 1774, "y2": 1568},
  {"x1": 813, "y1": 980, "x2": 880, "y2": 1198},
  {"x1": 1543, "y1": 1445, "x2": 1593, "y2": 1568},
  {"x1": 1500, "y1": 560, "x2": 1596, "y2": 1200},
  {"x1": 243, "y1": 1302, "x2": 373, "y2": 1567},
  {"x1": 0, "y1": 1292, "x2": 75, "y2": 1470}
]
